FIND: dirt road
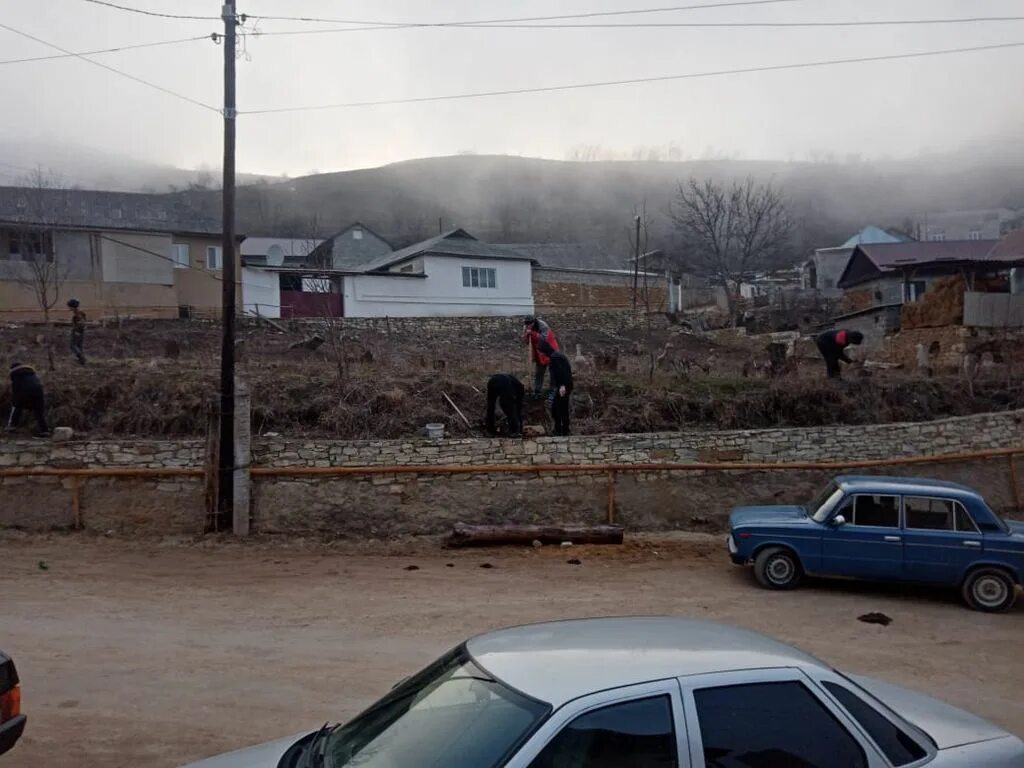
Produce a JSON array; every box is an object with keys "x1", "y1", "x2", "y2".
[{"x1": 2, "y1": 532, "x2": 1022, "y2": 767}]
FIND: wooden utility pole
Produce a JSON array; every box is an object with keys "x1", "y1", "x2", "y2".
[
  {"x1": 632, "y1": 215, "x2": 641, "y2": 310},
  {"x1": 217, "y1": 0, "x2": 238, "y2": 529}
]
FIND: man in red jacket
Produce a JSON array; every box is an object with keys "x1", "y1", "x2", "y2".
[
  {"x1": 816, "y1": 328, "x2": 864, "y2": 379},
  {"x1": 522, "y1": 317, "x2": 560, "y2": 398}
]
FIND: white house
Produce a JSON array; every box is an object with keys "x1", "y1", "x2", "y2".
[{"x1": 344, "y1": 229, "x2": 535, "y2": 318}]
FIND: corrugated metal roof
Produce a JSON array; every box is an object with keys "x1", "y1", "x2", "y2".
[
  {"x1": 359, "y1": 228, "x2": 532, "y2": 273},
  {"x1": 0, "y1": 186, "x2": 223, "y2": 236},
  {"x1": 502, "y1": 242, "x2": 624, "y2": 271},
  {"x1": 988, "y1": 229, "x2": 1024, "y2": 261},
  {"x1": 839, "y1": 225, "x2": 906, "y2": 249},
  {"x1": 856, "y1": 239, "x2": 1001, "y2": 269}
]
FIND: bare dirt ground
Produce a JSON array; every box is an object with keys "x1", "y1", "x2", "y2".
[{"x1": 2, "y1": 532, "x2": 1022, "y2": 767}]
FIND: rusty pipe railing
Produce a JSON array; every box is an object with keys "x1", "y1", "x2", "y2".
[{"x1": 1, "y1": 446, "x2": 1022, "y2": 528}]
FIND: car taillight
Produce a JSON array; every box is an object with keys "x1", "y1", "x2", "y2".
[{"x1": 0, "y1": 686, "x2": 20, "y2": 721}]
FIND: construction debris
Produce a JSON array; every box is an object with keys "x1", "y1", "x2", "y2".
[{"x1": 289, "y1": 334, "x2": 325, "y2": 352}]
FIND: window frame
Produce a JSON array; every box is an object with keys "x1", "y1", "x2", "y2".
[
  {"x1": 461, "y1": 265, "x2": 497, "y2": 290},
  {"x1": 901, "y1": 495, "x2": 978, "y2": 533},
  {"x1": 206, "y1": 245, "x2": 223, "y2": 271},
  {"x1": 820, "y1": 681, "x2": 929, "y2": 768},
  {"x1": 680, "y1": 668, "x2": 879, "y2": 768},
  {"x1": 171, "y1": 243, "x2": 190, "y2": 269},
  {"x1": 836, "y1": 493, "x2": 901, "y2": 529},
  {"x1": 505, "y1": 680, "x2": 689, "y2": 768}
]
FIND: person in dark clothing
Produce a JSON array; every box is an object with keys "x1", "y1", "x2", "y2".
[
  {"x1": 539, "y1": 340, "x2": 573, "y2": 436},
  {"x1": 521, "y1": 317, "x2": 560, "y2": 398},
  {"x1": 485, "y1": 373, "x2": 525, "y2": 437},
  {"x1": 816, "y1": 329, "x2": 864, "y2": 379},
  {"x1": 7, "y1": 362, "x2": 50, "y2": 436},
  {"x1": 68, "y1": 298, "x2": 86, "y2": 365}
]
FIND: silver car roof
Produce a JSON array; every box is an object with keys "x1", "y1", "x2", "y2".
[{"x1": 465, "y1": 616, "x2": 827, "y2": 707}]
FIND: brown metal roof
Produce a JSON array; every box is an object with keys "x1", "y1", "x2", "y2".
[
  {"x1": 855, "y1": 239, "x2": 999, "y2": 269},
  {"x1": 988, "y1": 229, "x2": 1024, "y2": 261}
]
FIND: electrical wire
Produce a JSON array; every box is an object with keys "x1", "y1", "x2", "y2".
[
  {"x1": 0, "y1": 22, "x2": 220, "y2": 113},
  {"x1": 419, "y1": 16, "x2": 1024, "y2": 29},
  {"x1": 81, "y1": 0, "x2": 219, "y2": 21},
  {"x1": 0, "y1": 35, "x2": 213, "y2": 66},
  {"x1": 97, "y1": 233, "x2": 236, "y2": 285},
  {"x1": 240, "y1": 40, "x2": 1024, "y2": 115},
  {"x1": 246, "y1": 0, "x2": 797, "y2": 26}
]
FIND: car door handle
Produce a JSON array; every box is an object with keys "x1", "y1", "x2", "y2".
[
  {"x1": 963, "y1": 541, "x2": 982, "y2": 548},
  {"x1": 883, "y1": 536, "x2": 901, "y2": 542}
]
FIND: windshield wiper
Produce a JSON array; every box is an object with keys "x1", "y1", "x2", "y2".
[{"x1": 301, "y1": 722, "x2": 335, "y2": 768}]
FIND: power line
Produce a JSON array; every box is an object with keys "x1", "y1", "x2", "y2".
[
  {"x1": 425, "y1": 16, "x2": 1024, "y2": 29},
  {"x1": 81, "y1": 0, "x2": 219, "y2": 21},
  {"x1": 0, "y1": 35, "x2": 213, "y2": 66},
  {"x1": 245, "y1": 14, "x2": 1024, "y2": 38},
  {"x1": 97, "y1": 233, "x2": 237, "y2": 286},
  {"x1": 240, "y1": 40, "x2": 1024, "y2": 115},
  {"x1": 0, "y1": 22, "x2": 220, "y2": 113},
  {"x1": 246, "y1": 0, "x2": 797, "y2": 26}
]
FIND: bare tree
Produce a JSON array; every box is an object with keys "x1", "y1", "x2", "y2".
[
  {"x1": 670, "y1": 177, "x2": 791, "y2": 323},
  {"x1": 6, "y1": 169, "x2": 73, "y2": 325},
  {"x1": 627, "y1": 202, "x2": 661, "y2": 383}
]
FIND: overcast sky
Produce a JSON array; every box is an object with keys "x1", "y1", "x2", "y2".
[{"x1": 2, "y1": 0, "x2": 1023, "y2": 175}]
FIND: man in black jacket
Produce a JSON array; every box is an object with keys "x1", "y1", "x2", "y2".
[
  {"x1": 7, "y1": 362, "x2": 50, "y2": 436},
  {"x1": 539, "y1": 340, "x2": 573, "y2": 436},
  {"x1": 485, "y1": 373, "x2": 525, "y2": 437},
  {"x1": 815, "y1": 329, "x2": 864, "y2": 379}
]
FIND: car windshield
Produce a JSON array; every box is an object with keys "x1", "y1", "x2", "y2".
[
  {"x1": 323, "y1": 646, "x2": 549, "y2": 768},
  {"x1": 809, "y1": 482, "x2": 845, "y2": 523}
]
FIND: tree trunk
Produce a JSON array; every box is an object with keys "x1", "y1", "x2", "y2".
[{"x1": 446, "y1": 523, "x2": 625, "y2": 548}]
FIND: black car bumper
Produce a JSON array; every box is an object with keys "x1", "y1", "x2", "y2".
[{"x1": 0, "y1": 714, "x2": 26, "y2": 756}]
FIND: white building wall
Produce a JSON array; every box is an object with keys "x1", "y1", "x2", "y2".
[
  {"x1": 242, "y1": 268, "x2": 281, "y2": 318},
  {"x1": 344, "y1": 255, "x2": 534, "y2": 317}
]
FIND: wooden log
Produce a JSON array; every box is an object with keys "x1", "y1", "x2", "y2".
[{"x1": 447, "y1": 522, "x2": 624, "y2": 548}]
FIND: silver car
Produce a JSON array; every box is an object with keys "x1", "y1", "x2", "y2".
[{"x1": 184, "y1": 617, "x2": 1024, "y2": 767}]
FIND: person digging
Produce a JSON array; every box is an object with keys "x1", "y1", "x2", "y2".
[
  {"x1": 485, "y1": 373, "x2": 526, "y2": 437},
  {"x1": 538, "y1": 340, "x2": 573, "y2": 436},
  {"x1": 521, "y1": 317, "x2": 560, "y2": 399},
  {"x1": 815, "y1": 328, "x2": 864, "y2": 379},
  {"x1": 6, "y1": 362, "x2": 51, "y2": 437}
]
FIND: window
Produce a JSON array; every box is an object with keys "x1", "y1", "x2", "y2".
[
  {"x1": 955, "y1": 504, "x2": 980, "y2": 533},
  {"x1": 206, "y1": 245, "x2": 223, "y2": 270},
  {"x1": 823, "y1": 682, "x2": 926, "y2": 766},
  {"x1": 3, "y1": 229, "x2": 52, "y2": 262},
  {"x1": 352, "y1": 228, "x2": 364, "y2": 240},
  {"x1": 904, "y1": 497, "x2": 954, "y2": 531},
  {"x1": 842, "y1": 495, "x2": 900, "y2": 528},
  {"x1": 903, "y1": 281, "x2": 926, "y2": 303},
  {"x1": 930, "y1": 232, "x2": 946, "y2": 242},
  {"x1": 462, "y1": 266, "x2": 497, "y2": 289},
  {"x1": 694, "y1": 681, "x2": 866, "y2": 768},
  {"x1": 823, "y1": 278, "x2": 835, "y2": 289},
  {"x1": 968, "y1": 230, "x2": 982, "y2": 241},
  {"x1": 171, "y1": 244, "x2": 190, "y2": 269},
  {"x1": 530, "y1": 696, "x2": 677, "y2": 768}
]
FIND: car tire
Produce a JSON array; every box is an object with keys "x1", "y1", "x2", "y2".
[
  {"x1": 754, "y1": 547, "x2": 803, "y2": 590},
  {"x1": 961, "y1": 568, "x2": 1017, "y2": 613}
]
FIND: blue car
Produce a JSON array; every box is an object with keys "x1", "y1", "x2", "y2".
[{"x1": 728, "y1": 475, "x2": 1024, "y2": 612}]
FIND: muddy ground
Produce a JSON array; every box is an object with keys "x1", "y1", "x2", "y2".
[
  {"x1": 2, "y1": 320, "x2": 1021, "y2": 439},
  {"x1": 2, "y1": 533, "x2": 1022, "y2": 767}
]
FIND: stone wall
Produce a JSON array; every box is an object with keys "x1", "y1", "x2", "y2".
[
  {"x1": 284, "y1": 309, "x2": 665, "y2": 336},
  {"x1": 533, "y1": 269, "x2": 667, "y2": 311},
  {"x1": 2, "y1": 410, "x2": 1022, "y2": 535}
]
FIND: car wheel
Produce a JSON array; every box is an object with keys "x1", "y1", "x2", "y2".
[
  {"x1": 962, "y1": 568, "x2": 1017, "y2": 613},
  {"x1": 754, "y1": 547, "x2": 803, "y2": 590}
]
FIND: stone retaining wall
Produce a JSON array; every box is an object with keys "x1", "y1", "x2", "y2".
[{"x1": 1, "y1": 409, "x2": 1022, "y2": 535}]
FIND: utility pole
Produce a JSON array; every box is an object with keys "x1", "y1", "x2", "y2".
[
  {"x1": 632, "y1": 215, "x2": 641, "y2": 311},
  {"x1": 217, "y1": 0, "x2": 238, "y2": 530}
]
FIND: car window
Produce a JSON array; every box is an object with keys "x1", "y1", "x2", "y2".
[
  {"x1": 694, "y1": 681, "x2": 867, "y2": 768},
  {"x1": 529, "y1": 695, "x2": 677, "y2": 768},
  {"x1": 842, "y1": 495, "x2": 900, "y2": 528},
  {"x1": 904, "y1": 497, "x2": 954, "y2": 531},
  {"x1": 823, "y1": 682, "x2": 927, "y2": 767},
  {"x1": 954, "y1": 504, "x2": 980, "y2": 533}
]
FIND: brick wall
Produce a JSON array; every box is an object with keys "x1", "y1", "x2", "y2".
[
  {"x1": 2, "y1": 409, "x2": 1022, "y2": 535},
  {"x1": 532, "y1": 269, "x2": 667, "y2": 311}
]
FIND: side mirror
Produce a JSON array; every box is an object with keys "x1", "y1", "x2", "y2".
[{"x1": 831, "y1": 514, "x2": 847, "y2": 527}]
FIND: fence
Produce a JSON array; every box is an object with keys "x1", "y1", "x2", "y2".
[
  {"x1": 964, "y1": 292, "x2": 1024, "y2": 329},
  {"x1": 2, "y1": 446, "x2": 1021, "y2": 532}
]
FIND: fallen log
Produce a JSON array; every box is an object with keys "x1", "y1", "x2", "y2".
[{"x1": 447, "y1": 522, "x2": 624, "y2": 548}]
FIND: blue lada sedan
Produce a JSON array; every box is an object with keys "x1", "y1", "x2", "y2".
[{"x1": 728, "y1": 475, "x2": 1024, "y2": 612}]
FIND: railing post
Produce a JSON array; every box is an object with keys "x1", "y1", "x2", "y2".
[
  {"x1": 607, "y1": 470, "x2": 616, "y2": 524},
  {"x1": 71, "y1": 475, "x2": 82, "y2": 530}
]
